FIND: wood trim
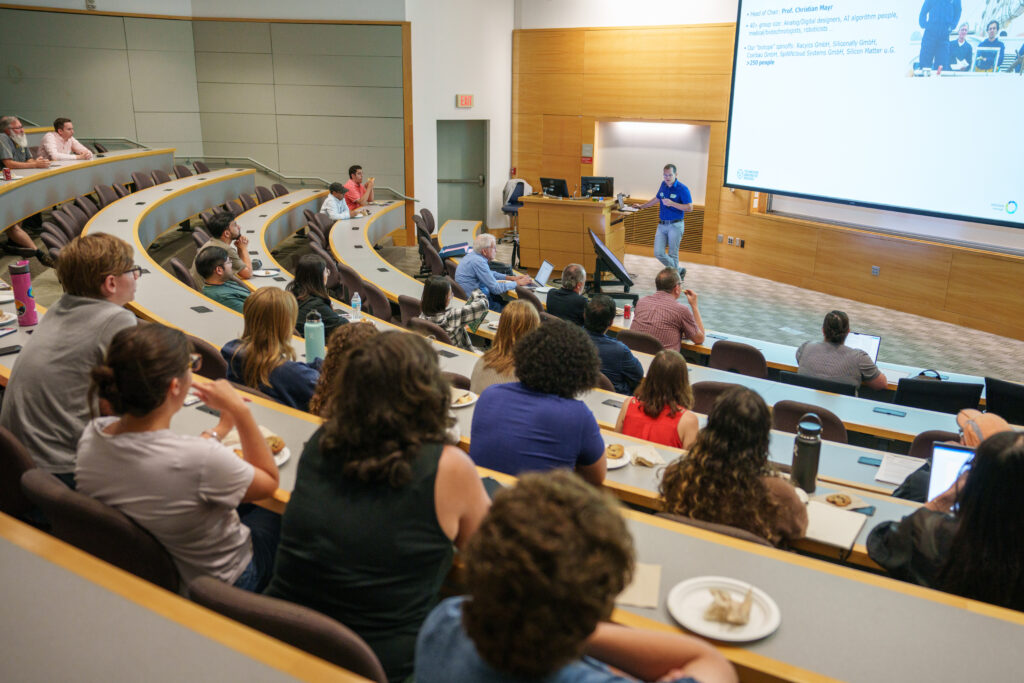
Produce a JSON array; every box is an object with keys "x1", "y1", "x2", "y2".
[
  {"x1": 401, "y1": 21, "x2": 416, "y2": 243},
  {"x1": 0, "y1": 513, "x2": 370, "y2": 682},
  {"x1": 0, "y1": 4, "x2": 406, "y2": 24}
]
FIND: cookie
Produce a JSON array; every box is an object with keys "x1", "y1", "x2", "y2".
[
  {"x1": 605, "y1": 444, "x2": 625, "y2": 460},
  {"x1": 826, "y1": 493, "x2": 851, "y2": 507},
  {"x1": 266, "y1": 435, "x2": 285, "y2": 454}
]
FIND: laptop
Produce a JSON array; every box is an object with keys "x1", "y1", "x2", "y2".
[
  {"x1": 927, "y1": 442, "x2": 975, "y2": 503},
  {"x1": 845, "y1": 331, "x2": 881, "y2": 362},
  {"x1": 526, "y1": 260, "x2": 554, "y2": 294}
]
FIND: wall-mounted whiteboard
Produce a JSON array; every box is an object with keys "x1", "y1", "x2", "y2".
[{"x1": 594, "y1": 121, "x2": 709, "y2": 204}]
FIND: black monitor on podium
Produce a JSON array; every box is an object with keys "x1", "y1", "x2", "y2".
[
  {"x1": 581, "y1": 176, "x2": 614, "y2": 198},
  {"x1": 540, "y1": 177, "x2": 569, "y2": 198}
]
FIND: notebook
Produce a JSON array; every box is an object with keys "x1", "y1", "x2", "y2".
[
  {"x1": 803, "y1": 501, "x2": 867, "y2": 550},
  {"x1": 845, "y1": 332, "x2": 881, "y2": 362},
  {"x1": 526, "y1": 260, "x2": 554, "y2": 294},
  {"x1": 927, "y1": 442, "x2": 974, "y2": 502}
]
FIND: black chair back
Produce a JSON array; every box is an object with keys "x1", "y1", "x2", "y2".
[
  {"x1": 397, "y1": 295, "x2": 422, "y2": 327},
  {"x1": 779, "y1": 370, "x2": 858, "y2": 396},
  {"x1": 0, "y1": 427, "x2": 36, "y2": 518},
  {"x1": 271, "y1": 183, "x2": 289, "y2": 197},
  {"x1": 75, "y1": 195, "x2": 99, "y2": 219},
  {"x1": 151, "y1": 169, "x2": 172, "y2": 184},
  {"x1": 94, "y1": 184, "x2": 119, "y2": 208},
  {"x1": 691, "y1": 380, "x2": 742, "y2": 414},
  {"x1": 984, "y1": 376, "x2": 1024, "y2": 425},
  {"x1": 408, "y1": 318, "x2": 453, "y2": 345},
  {"x1": 169, "y1": 257, "x2": 200, "y2": 292},
  {"x1": 615, "y1": 329, "x2": 663, "y2": 355},
  {"x1": 131, "y1": 171, "x2": 155, "y2": 191},
  {"x1": 657, "y1": 512, "x2": 773, "y2": 547},
  {"x1": 514, "y1": 285, "x2": 544, "y2": 315},
  {"x1": 187, "y1": 334, "x2": 228, "y2": 380},
  {"x1": 193, "y1": 160, "x2": 211, "y2": 174},
  {"x1": 174, "y1": 164, "x2": 193, "y2": 179},
  {"x1": 361, "y1": 282, "x2": 393, "y2": 322},
  {"x1": 709, "y1": 340, "x2": 768, "y2": 379},
  {"x1": 893, "y1": 378, "x2": 983, "y2": 415},
  {"x1": 772, "y1": 400, "x2": 848, "y2": 443},
  {"x1": 255, "y1": 186, "x2": 274, "y2": 203}
]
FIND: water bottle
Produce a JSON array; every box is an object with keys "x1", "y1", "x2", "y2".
[
  {"x1": 791, "y1": 413, "x2": 822, "y2": 493},
  {"x1": 9, "y1": 260, "x2": 38, "y2": 327},
  {"x1": 304, "y1": 310, "x2": 325, "y2": 362},
  {"x1": 351, "y1": 292, "x2": 361, "y2": 320}
]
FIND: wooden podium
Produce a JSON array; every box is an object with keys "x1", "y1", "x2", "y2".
[{"x1": 517, "y1": 195, "x2": 623, "y2": 272}]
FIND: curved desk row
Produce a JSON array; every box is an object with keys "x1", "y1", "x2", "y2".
[
  {"x1": 0, "y1": 513, "x2": 366, "y2": 682},
  {"x1": 4, "y1": 176, "x2": 1023, "y2": 683},
  {"x1": 0, "y1": 148, "x2": 174, "y2": 230},
  {"x1": 435, "y1": 221, "x2": 992, "y2": 396}
]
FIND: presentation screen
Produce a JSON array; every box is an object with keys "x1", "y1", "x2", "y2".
[{"x1": 724, "y1": 1, "x2": 1023, "y2": 229}]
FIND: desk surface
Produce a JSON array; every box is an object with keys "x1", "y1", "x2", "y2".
[
  {"x1": 1, "y1": 148, "x2": 174, "y2": 230},
  {"x1": 0, "y1": 513, "x2": 367, "y2": 682}
]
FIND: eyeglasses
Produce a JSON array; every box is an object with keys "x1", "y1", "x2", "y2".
[
  {"x1": 189, "y1": 353, "x2": 202, "y2": 372},
  {"x1": 121, "y1": 265, "x2": 143, "y2": 279}
]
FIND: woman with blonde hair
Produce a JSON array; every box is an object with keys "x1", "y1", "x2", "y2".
[
  {"x1": 307, "y1": 322, "x2": 380, "y2": 416},
  {"x1": 614, "y1": 349, "x2": 699, "y2": 450},
  {"x1": 469, "y1": 300, "x2": 540, "y2": 393},
  {"x1": 659, "y1": 386, "x2": 807, "y2": 546},
  {"x1": 222, "y1": 287, "x2": 322, "y2": 411}
]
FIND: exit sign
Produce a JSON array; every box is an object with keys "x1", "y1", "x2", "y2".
[{"x1": 455, "y1": 94, "x2": 474, "y2": 108}]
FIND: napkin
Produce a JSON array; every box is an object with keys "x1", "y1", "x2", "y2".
[
  {"x1": 615, "y1": 562, "x2": 661, "y2": 608},
  {"x1": 628, "y1": 444, "x2": 666, "y2": 468}
]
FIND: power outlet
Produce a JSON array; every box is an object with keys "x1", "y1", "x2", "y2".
[
  {"x1": 871, "y1": 265, "x2": 880, "y2": 276},
  {"x1": 717, "y1": 234, "x2": 724, "y2": 243},
  {"x1": 739, "y1": 239, "x2": 745, "y2": 248},
  {"x1": 727, "y1": 236, "x2": 734, "y2": 245}
]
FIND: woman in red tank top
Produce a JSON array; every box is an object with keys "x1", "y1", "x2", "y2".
[{"x1": 614, "y1": 350, "x2": 699, "y2": 450}]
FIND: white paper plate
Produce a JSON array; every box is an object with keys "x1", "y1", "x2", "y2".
[
  {"x1": 0, "y1": 295, "x2": 14, "y2": 305},
  {"x1": 486, "y1": 320, "x2": 499, "y2": 330},
  {"x1": 666, "y1": 576, "x2": 781, "y2": 642},
  {"x1": 451, "y1": 390, "x2": 478, "y2": 408},
  {"x1": 0, "y1": 311, "x2": 17, "y2": 326},
  {"x1": 252, "y1": 269, "x2": 281, "y2": 277},
  {"x1": 605, "y1": 453, "x2": 629, "y2": 469},
  {"x1": 274, "y1": 447, "x2": 291, "y2": 467}
]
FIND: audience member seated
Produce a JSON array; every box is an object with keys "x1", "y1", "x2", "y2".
[
  {"x1": 630, "y1": 267, "x2": 705, "y2": 351},
  {"x1": 191, "y1": 211, "x2": 253, "y2": 283},
  {"x1": 38, "y1": 117, "x2": 93, "y2": 160},
  {"x1": 75, "y1": 324, "x2": 280, "y2": 591},
  {"x1": 867, "y1": 430, "x2": 1024, "y2": 612},
  {"x1": 265, "y1": 332, "x2": 490, "y2": 683},
  {"x1": 796, "y1": 310, "x2": 886, "y2": 391},
  {"x1": 286, "y1": 253, "x2": 347, "y2": 339},
  {"x1": 469, "y1": 300, "x2": 539, "y2": 394},
  {"x1": 320, "y1": 181, "x2": 351, "y2": 221},
  {"x1": 0, "y1": 234, "x2": 138, "y2": 488},
  {"x1": 343, "y1": 164, "x2": 375, "y2": 213},
  {"x1": 419, "y1": 275, "x2": 488, "y2": 350},
  {"x1": 975, "y1": 20, "x2": 1006, "y2": 71},
  {"x1": 0, "y1": 115, "x2": 54, "y2": 264},
  {"x1": 893, "y1": 409, "x2": 1010, "y2": 502},
  {"x1": 222, "y1": 288, "x2": 322, "y2": 411},
  {"x1": 416, "y1": 470, "x2": 737, "y2": 683},
  {"x1": 948, "y1": 23, "x2": 972, "y2": 71},
  {"x1": 307, "y1": 321, "x2": 379, "y2": 417},
  {"x1": 196, "y1": 246, "x2": 250, "y2": 313},
  {"x1": 469, "y1": 320, "x2": 606, "y2": 485},
  {"x1": 585, "y1": 294, "x2": 643, "y2": 394},
  {"x1": 546, "y1": 262, "x2": 587, "y2": 326},
  {"x1": 659, "y1": 386, "x2": 808, "y2": 546},
  {"x1": 615, "y1": 350, "x2": 699, "y2": 450},
  {"x1": 454, "y1": 233, "x2": 531, "y2": 311}
]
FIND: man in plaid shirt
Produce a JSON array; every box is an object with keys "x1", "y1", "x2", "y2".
[{"x1": 630, "y1": 267, "x2": 705, "y2": 351}]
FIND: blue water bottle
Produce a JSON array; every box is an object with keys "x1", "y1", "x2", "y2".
[
  {"x1": 304, "y1": 310, "x2": 325, "y2": 362},
  {"x1": 351, "y1": 292, "x2": 362, "y2": 320}
]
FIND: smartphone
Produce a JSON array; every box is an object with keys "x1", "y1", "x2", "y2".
[
  {"x1": 857, "y1": 456, "x2": 882, "y2": 467},
  {"x1": 873, "y1": 406, "x2": 906, "y2": 417},
  {"x1": 0, "y1": 344, "x2": 22, "y2": 356},
  {"x1": 183, "y1": 393, "x2": 202, "y2": 407}
]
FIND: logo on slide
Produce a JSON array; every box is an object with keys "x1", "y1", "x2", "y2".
[{"x1": 1007, "y1": 201, "x2": 1018, "y2": 215}]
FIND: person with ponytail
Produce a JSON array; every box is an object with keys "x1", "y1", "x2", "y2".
[
  {"x1": 75, "y1": 324, "x2": 281, "y2": 592},
  {"x1": 796, "y1": 310, "x2": 887, "y2": 391},
  {"x1": 222, "y1": 287, "x2": 322, "y2": 411},
  {"x1": 265, "y1": 331, "x2": 490, "y2": 683}
]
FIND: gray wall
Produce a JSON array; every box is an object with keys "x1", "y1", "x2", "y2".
[{"x1": 0, "y1": 8, "x2": 404, "y2": 189}]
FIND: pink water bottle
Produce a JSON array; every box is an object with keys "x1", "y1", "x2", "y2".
[{"x1": 9, "y1": 260, "x2": 38, "y2": 326}]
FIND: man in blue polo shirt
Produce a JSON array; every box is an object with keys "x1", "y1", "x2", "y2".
[{"x1": 639, "y1": 163, "x2": 693, "y2": 282}]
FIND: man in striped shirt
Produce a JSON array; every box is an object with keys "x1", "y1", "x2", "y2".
[{"x1": 630, "y1": 267, "x2": 706, "y2": 351}]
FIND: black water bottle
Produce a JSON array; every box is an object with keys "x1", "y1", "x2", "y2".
[{"x1": 791, "y1": 413, "x2": 822, "y2": 493}]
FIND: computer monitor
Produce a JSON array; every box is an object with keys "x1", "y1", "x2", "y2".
[
  {"x1": 540, "y1": 177, "x2": 569, "y2": 198},
  {"x1": 845, "y1": 332, "x2": 881, "y2": 363},
  {"x1": 581, "y1": 176, "x2": 614, "y2": 198}
]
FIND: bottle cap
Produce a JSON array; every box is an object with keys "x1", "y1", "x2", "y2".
[{"x1": 8, "y1": 260, "x2": 30, "y2": 275}]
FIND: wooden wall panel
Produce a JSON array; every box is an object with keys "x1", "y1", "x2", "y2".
[
  {"x1": 517, "y1": 74, "x2": 583, "y2": 115},
  {"x1": 515, "y1": 30, "x2": 584, "y2": 74},
  {"x1": 714, "y1": 213, "x2": 819, "y2": 281},
  {"x1": 581, "y1": 74, "x2": 730, "y2": 121},
  {"x1": 946, "y1": 251, "x2": 1024, "y2": 335},
  {"x1": 583, "y1": 26, "x2": 735, "y2": 75},
  {"x1": 709, "y1": 121, "x2": 728, "y2": 168},
  {"x1": 541, "y1": 115, "x2": 581, "y2": 157},
  {"x1": 512, "y1": 113, "x2": 543, "y2": 157},
  {"x1": 541, "y1": 154, "x2": 582, "y2": 187}
]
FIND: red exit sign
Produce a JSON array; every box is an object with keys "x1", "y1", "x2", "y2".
[{"x1": 455, "y1": 94, "x2": 474, "y2": 108}]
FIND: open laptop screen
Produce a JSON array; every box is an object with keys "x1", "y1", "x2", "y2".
[
  {"x1": 534, "y1": 260, "x2": 554, "y2": 287},
  {"x1": 927, "y1": 442, "x2": 974, "y2": 503},
  {"x1": 845, "y1": 332, "x2": 881, "y2": 362}
]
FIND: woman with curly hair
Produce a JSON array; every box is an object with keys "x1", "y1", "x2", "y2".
[
  {"x1": 659, "y1": 386, "x2": 807, "y2": 545},
  {"x1": 285, "y1": 253, "x2": 347, "y2": 339},
  {"x1": 614, "y1": 349, "x2": 699, "y2": 450},
  {"x1": 306, "y1": 321, "x2": 379, "y2": 416},
  {"x1": 469, "y1": 299, "x2": 540, "y2": 393},
  {"x1": 264, "y1": 332, "x2": 490, "y2": 683},
  {"x1": 469, "y1": 319, "x2": 606, "y2": 485},
  {"x1": 221, "y1": 287, "x2": 322, "y2": 411},
  {"x1": 415, "y1": 470, "x2": 737, "y2": 683}
]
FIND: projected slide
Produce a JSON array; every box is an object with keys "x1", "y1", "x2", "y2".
[{"x1": 725, "y1": 1, "x2": 1024, "y2": 228}]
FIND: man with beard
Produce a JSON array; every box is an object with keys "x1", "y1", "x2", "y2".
[{"x1": 1, "y1": 116, "x2": 54, "y2": 265}]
